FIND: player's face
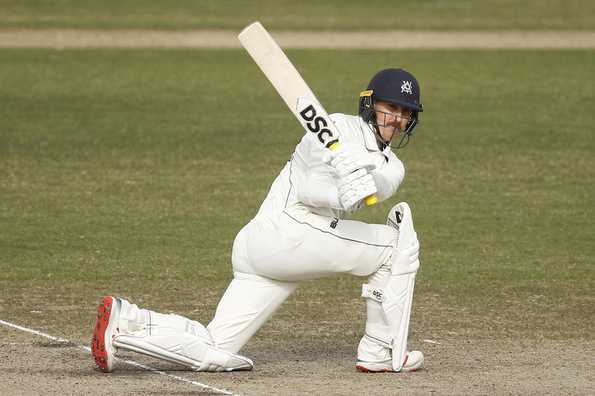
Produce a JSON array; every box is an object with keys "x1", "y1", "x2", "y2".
[{"x1": 374, "y1": 100, "x2": 413, "y2": 144}]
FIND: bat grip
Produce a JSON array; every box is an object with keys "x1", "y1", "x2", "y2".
[
  {"x1": 328, "y1": 143, "x2": 378, "y2": 207},
  {"x1": 364, "y1": 195, "x2": 378, "y2": 206}
]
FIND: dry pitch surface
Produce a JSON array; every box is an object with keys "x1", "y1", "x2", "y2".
[
  {"x1": 1, "y1": 30, "x2": 594, "y2": 395},
  {"x1": 1, "y1": 324, "x2": 592, "y2": 395}
]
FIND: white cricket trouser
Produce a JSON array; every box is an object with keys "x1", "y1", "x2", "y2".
[{"x1": 207, "y1": 204, "x2": 396, "y2": 354}]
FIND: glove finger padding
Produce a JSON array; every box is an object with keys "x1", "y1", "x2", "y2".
[
  {"x1": 331, "y1": 154, "x2": 377, "y2": 176},
  {"x1": 338, "y1": 170, "x2": 377, "y2": 211},
  {"x1": 327, "y1": 142, "x2": 378, "y2": 176},
  {"x1": 340, "y1": 168, "x2": 367, "y2": 184}
]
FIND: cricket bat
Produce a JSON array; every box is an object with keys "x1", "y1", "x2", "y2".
[{"x1": 238, "y1": 21, "x2": 377, "y2": 206}]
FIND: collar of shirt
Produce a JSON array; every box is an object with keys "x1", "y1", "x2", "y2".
[{"x1": 358, "y1": 117, "x2": 383, "y2": 152}]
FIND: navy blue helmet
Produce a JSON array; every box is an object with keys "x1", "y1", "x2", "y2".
[{"x1": 359, "y1": 68, "x2": 423, "y2": 149}]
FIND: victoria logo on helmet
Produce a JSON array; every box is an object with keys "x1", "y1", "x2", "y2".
[{"x1": 401, "y1": 81, "x2": 413, "y2": 95}]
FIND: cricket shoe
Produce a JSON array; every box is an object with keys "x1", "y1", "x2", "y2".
[
  {"x1": 356, "y1": 350, "x2": 424, "y2": 373},
  {"x1": 91, "y1": 296, "x2": 121, "y2": 372}
]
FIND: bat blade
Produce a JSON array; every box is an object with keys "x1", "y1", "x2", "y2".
[{"x1": 238, "y1": 21, "x2": 318, "y2": 119}]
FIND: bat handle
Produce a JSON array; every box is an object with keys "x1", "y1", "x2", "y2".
[
  {"x1": 364, "y1": 194, "x2": 378, "y2": 206},
  {"x1": 328, "y1": 143, "x2": 378, "y2": 207}
]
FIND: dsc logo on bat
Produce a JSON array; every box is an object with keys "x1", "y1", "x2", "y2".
[{"x1": 297, "y1": 98, "x2": 339, "y2": 149}]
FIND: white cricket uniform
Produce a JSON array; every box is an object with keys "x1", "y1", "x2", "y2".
[{"x1": 206, "y1": 113, "x2": 406, "y2": 353}]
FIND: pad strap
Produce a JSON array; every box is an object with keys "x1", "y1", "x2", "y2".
[
  {"x1": 361, "y1": 284, "x2": 385, "y2": 303},
  {"x1": 363, "y1": 332, "x2": 392, "y2": 349}
]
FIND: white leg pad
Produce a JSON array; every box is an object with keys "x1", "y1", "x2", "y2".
[
  {"x1": 112, "y1": 301, "x2": 253, "y2": 372},
  {"x1": 358, "y1": 261, "x2": 392, "y2": 365},
  {"x1": 113, "y1": 333, "x2": 253, "y2": 372},
  {"x1": 360, "y1": 272, "x2": 416, "y2": 371},
  {"x1": 384, "y1": 272, "x2": 417, "y2": 372},
  {"x1": 362, "y1": 202, "x2": 420, "y2": 372},
  {"x1": 359, "y1": 202, "x2": 420, "y2": 372},
  {"x1": 384, "y1": 202, "x2": 420, "y2": 372}
]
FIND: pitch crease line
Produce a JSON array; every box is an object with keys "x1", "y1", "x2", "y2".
[{"x1": 0, "y1": 318, "x2": 240, "y2": 396}]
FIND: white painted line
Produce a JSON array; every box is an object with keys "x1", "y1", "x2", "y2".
[
  {"x1": 0, "y1": 318, "x2": 240, "y2": 396},
  {"x1": 0, "y1": 29, "x2": 593, "y2": 49},
  {"x1": 0, "y1": 319, "x2": 71, "y2": 343},
  {"x1": 422, "y1": 339, "x2": 441, "y2": 345}
]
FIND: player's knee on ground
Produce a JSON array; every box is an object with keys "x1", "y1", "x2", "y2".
[{"x1": 112, "y1": 298, "x2": 254, "y2": 372}]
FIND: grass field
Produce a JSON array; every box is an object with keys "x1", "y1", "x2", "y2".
[
  {"x1": 0, "y1": 0, "x2": 594, "y2": 31},
  {"x1": 1, "y1": 47, "x2": 594, "y2": 393}
]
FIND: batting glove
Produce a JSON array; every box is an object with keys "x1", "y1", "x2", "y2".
[
  {"x1": 324, "y1": 142, "x2": 379, "y2": 177},
  {"x1": 337, "y1": 169, "x2": 378, "y2": 211}
]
